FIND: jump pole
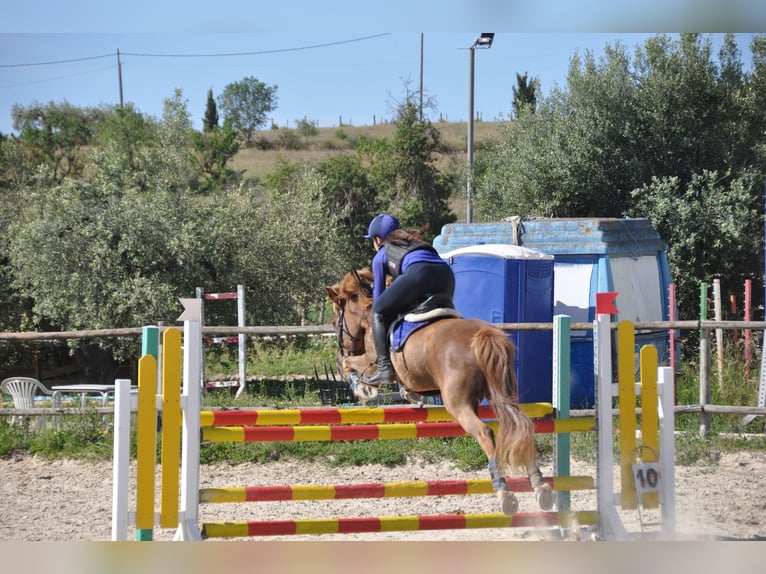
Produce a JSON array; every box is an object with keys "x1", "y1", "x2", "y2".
[
  {"x1": 552, "y1": 314, "x2": 572, "y2": 512},
  {"x1": 175, "y1": 298, "x2": 203, "y2": 541},
  {"x1": 594, "y1": 292, "x2": 676, "y2": 540},
  {"x1": 112, "y1": 296, "x2": 674, "y2": 541},
  {"x1": 196, "y1": 285, "x2": 246, "y2": 396},
  {"x1": 111, "y1": 378, "x2": 133, "y2": 541}
]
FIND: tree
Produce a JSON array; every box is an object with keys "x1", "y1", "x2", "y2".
[
  {"x1": 203, "y1": 88, "x2": 219, "y2": 133},
  {"x1": 511, "y1": 72, "x2": 539, "y2": 118},
  {"x1": 247, "y1": 168, "x2": 352, "y2": 323},
  {"x1": 218, "y1": 77, "x2": 278, "y2": 145},
  {"x1": 633, "y1": 170, "x2": 763, "y2": 321},
  {"x1": 192, "y1": 118, "x2": 240, "y2": 190},
  {"x1": 316, "y1": 154, "x2": 377, "y2": 266},
  {"x1": 475, "y1": 33, "x2": 766, "y2": 319},
  {"x1": 90, "y1": 103, "x2": 155, "y2": 182},
  {"x1": 11, "y1": 100, "x2": 97, "y2": 181},
  {"x1": 360, "y1": 95, "x2": 456, "y2": 238}
]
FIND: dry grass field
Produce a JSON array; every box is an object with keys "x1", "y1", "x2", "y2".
[
  {"x1": 227, "y1": 119, "x2": 508, "y2": 222},
  {"x1": 229, "y1": 120, "x2": 508, "y2": 182}
]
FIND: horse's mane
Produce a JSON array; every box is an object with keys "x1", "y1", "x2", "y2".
[{"x1": 339, "y1": 268, "x2": 373, "y2": 300}]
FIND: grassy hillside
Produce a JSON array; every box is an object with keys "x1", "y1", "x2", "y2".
[
  {"x1": 229, "y1": 119, "x2": 508, "y2": 222},
  {"x1": 231, "y1": 120, "x2": 503, "y2": 174}
]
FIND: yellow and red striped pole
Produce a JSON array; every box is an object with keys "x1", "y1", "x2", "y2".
[
  {"x1": 201, "y1": 511, "x2": 600, "y2": 539},
  {"x1": 200, "y1": 475, "x2": 595, "y2": 503}
]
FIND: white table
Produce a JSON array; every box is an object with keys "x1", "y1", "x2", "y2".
[{"x1": 51, "y1": 384, "x2": 117, "y2": 408}]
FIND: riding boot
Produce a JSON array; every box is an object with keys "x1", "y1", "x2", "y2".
[{"x1": 363, "y1": 313, "x2": 394, "y2": 386}]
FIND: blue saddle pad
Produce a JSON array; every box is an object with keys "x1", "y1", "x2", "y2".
[{"x1": 392, "y1": 320, "x2": 430, "y2": 351}]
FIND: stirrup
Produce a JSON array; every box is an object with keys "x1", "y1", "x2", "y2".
[{"x1": 363, "y1": 360, "x2": 394, "y2": 387}]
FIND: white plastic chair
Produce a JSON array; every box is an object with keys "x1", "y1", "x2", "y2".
[{"x1": 1, "y1": 377, "x2": 57, "y2": 428}]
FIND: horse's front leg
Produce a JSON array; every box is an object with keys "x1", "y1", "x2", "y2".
[{"x1": 341, "y1": 355, "x2": 380, "y2": 405}]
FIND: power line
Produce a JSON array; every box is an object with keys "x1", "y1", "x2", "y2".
[
  {"x1": 0, "y1": 64, "x2": 115, "y2": 89},
  {"x1": 121, "y1": 33, "x2": 390, "y2": 58},
  {"x1": 0, "y1": 53, "x2": 114, "y2": 68},
  {"x1": 0, "y1": 34, "x2": 391, "y2": 68}
]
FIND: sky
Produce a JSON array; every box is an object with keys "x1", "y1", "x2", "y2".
[{"x1": 0, "y1": 2, "x2": 764, "y2": 136}]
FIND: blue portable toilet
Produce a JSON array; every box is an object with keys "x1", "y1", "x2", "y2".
[
  {"x1": 434, "y1": 218, "x2": 673, "y2": 408},
  {"x1": 441, "y1": 244, "x2": 555, "y2": 404}
]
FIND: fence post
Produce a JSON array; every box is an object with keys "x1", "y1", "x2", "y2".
[
  {"x1": 699, "y1": 283, "x2": 711, "y2": 437},
  {"x1": 175, "y1": 298, "x2": 203, "y2": 541},
  {"x1": 110, "y1": 378, "x2": 133, "y2": 541},
  {"x1": 235, "y1": 284, "x2": 247, "y2": 399},
  {"x1": 713, "y1": 278, "x2": 724, "y2": 389},
  {"x1": 552, "y1": 315, "x2": 571, "y2": 512},
  {"x1": 195, "y1": 288, "x2": 206, "y2": 395}
]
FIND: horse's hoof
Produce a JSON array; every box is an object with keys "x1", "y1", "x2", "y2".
[
  {"x1": 535, "y1": 484, "x2": 554, "y2": 511},
  {"x1": 397, "y1": 386, "x2": 427, "y2": 405},
  {"x1": 498, "y1": 490, "x2": 519, "y2": 516},
  {"x1": 351, "y1": 381, "x2": 379, "y2": 404}
]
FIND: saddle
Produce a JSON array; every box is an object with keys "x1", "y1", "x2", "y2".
[
  {"x1": 391, "y1": 294, "x2": 461, "y2": 351},
  {"x1": 403, "y1": 293, "x2": 462, "y2": 322}
]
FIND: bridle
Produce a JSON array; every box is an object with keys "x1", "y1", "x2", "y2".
[
  {"x1": 336, "y1": 300, "x2": 364, "y2": 358},
  {"x1": 334, "y1": 269, "x2": 373, "y2": 359}
]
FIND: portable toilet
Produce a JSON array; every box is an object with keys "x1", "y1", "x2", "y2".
[
  {"x1": 441, "y1": 244, "x2": 555, "y2": 404},
  {"x1": 434, "y1": 217, "x2": 673, "y2": 408}
]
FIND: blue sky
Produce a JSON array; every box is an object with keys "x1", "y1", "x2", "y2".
[{"x1": 1, "y1": 2, "x2": 763, "y2": 136}]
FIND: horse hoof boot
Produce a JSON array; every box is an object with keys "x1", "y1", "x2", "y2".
[
  {"x1": 498, "y1": 490, "x2": 519, "y2": 516},
  {"x1": 535, "y1": 484, "x2": 554, "y2": 511},
  {"x1": 351, "y1": 381, "x2": 379, "y2": 405}
]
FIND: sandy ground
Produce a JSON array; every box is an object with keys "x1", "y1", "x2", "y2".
[{"x1": 1, "y1": 450, "x2": 765, "y2": 542}]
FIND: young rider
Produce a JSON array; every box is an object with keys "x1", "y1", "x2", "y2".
[{"x1": 363, "y1": 213, "x2": 455, "y2": 386}]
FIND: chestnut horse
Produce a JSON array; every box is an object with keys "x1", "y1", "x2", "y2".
[{"x1": 326, "y1": 268, "x2": 553, "y2": 515}]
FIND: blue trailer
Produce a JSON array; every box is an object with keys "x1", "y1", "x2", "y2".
[{"x1": 434, "y1": 217, "x2": 673, "y2": 408}]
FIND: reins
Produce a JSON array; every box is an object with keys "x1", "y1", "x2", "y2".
[{"x1": 335, "y1": 269, "x2": 373, "y2": 358}]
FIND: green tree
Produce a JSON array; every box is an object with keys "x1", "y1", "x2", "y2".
[
  {"x1": 511, "y1": 72, "x2": 539, "y2": 118},
  {"x1": 361, "y1": 96, "x2": 456, "y2": 238},
  {"x1": 247, "y1": 168, "x2": 352, "y2": 323},
  {"x1": 295, "y1": 117, "x2": 318, "y2": 137},
  {"x1": 192, "y1": 118, "x2": 240, "y2": 190},
  {"x1": 475, "y1": 33, "x2": 766, "y2": 318},
  {"x1": 134, "y1": 88, "x2": 198, "y2": 193},
  {"x1": 203, "y1": 88, "x2": 219, "y2": 133},
  {"x1": 316, "y1": 154, "x2": 378, "y2": 266},
  {"x1": 633, "y1": 170, "x2": 763, "y2": 320},
  {"x1": 11, "y1": 100, "x2": 97, "y2": 181},
  {"x1": 218, "y1": 77, "x2": 278, "y2": 145},
  {"x1": 90, "y1": 103, "x2": 155, "y2": 184}
]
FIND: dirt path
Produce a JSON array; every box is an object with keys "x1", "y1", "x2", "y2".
[{"x1": 1, "y1": 451, "x2": 765, "y2": 541}]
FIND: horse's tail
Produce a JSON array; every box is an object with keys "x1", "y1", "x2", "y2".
[{"x1": 471, "y1": 326, "x2": 536, "y2": 475}]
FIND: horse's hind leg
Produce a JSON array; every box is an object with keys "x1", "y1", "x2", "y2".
[
  {"x1": 526, "y1": 462, "x2": 554, "y2": 511},
  {"x1": 446, "y1": 403, "x2": 519, "y2": 516},
  {"x1": 488, "y1": 452, "x2": 519, "y2": 515}
]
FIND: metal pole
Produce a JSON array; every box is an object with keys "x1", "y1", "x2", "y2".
[
  {"x1": 699, "y1": 283, "x2": 711, "y2": 437},
  {"x1": 419, "y1": 33, "x2": 424, "y2": 121},
  {"x1": 467, "y1": 46, "x2": 475, "y2": 224},
  {"x1": 117, "y1": 49, "x2": 124, "y2": 109},
  {"x1": 235, "y1": 284, "x2": 247, "y2": 399}
]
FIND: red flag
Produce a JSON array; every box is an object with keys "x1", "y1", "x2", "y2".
[{"x1": 596, "y1": 292, "x2": 619, "y2": 315}]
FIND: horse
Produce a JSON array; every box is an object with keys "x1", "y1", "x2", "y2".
[{"x1": 325, "y1": 268, "x2": 554, "y2": 516}]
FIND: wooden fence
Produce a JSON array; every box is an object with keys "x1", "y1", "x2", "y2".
[{"x1": 2, "y1": 320, "x2": 766, "y2": 433}]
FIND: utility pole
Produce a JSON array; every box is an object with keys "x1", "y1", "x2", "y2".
[
  {"x1": 419, "y1": 33, "x2": 424, "y2": 121},
  {"x1": 117, "y1": 49, "x2": 124, "y2": 109}
]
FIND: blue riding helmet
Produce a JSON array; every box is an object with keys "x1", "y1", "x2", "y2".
[{"x1": 364, "y1": 213, "x2": 400, "y2": 239}]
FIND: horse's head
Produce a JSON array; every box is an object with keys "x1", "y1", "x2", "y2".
[{"x1": 325, "y1": 268, "x2": 374, "y2": 359}]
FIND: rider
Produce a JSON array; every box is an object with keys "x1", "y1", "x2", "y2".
[{"x1": 363, "y1": 213, "x2": 455, "y2": 386}]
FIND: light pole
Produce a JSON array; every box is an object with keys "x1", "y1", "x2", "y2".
[{"x1": 466, "y1": 33, "x2": 494, "y2": 224}]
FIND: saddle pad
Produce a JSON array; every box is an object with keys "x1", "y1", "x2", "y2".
[{"x1": 392, "y1": 320, "x2": 429, "y2": 351}]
